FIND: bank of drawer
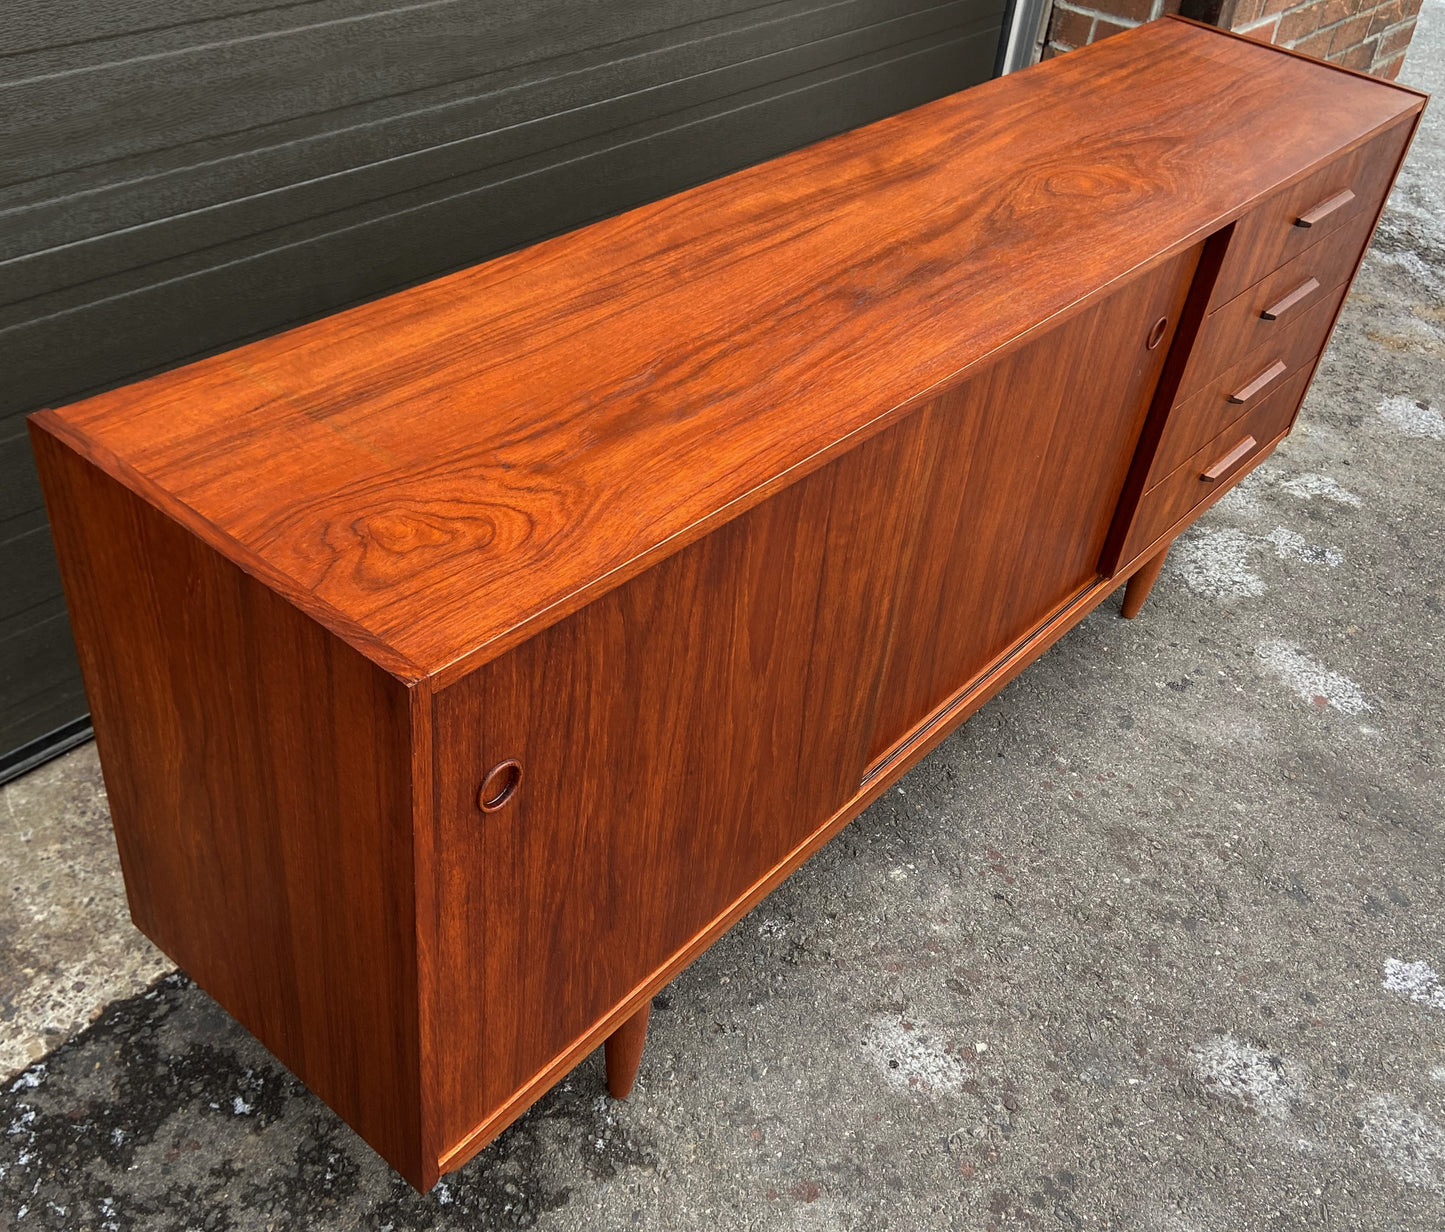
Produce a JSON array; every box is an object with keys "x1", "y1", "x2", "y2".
[
  {"x1": 1178, "y1": 207, "x2": 1374, "y2": 402},
  {"x1": 1120, "y1": 367, "x2": 1313, "y2": 564},
  {"x1": 1153, "y1": 287, "x2": 1342, "y2": 478},
  {"x1": 1211, "y1": 118, "x2": 1411, "y2": 306}
]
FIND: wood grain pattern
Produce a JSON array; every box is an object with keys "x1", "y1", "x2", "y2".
[
  {"x1": 1179, "y1": 204, "x2": 1377, "y2": 402},
  {"x1": 1201, "y1": 433, "x2": 1261, "y2": 481},
  {"x1": 39, "y1": 19, "x2": 1423, "y2": 686},
  {"x1": 431, "y1": 517, "x2": 1194, "y2": 1180},
  {"x1": 25, "y1": 17, "x2": 1427, "y2": 1196},
  {"x1": 604, "y1": 1003, "x2": 652, "y2": 1100},
  {"x1": 1261, "y1": 276, "x2": 1323, "y2": 322},
  {"x1": 1118, "y1": 365, "x2": 1313, "y2": 565},
  {"x1": 862, "y1": 245, "x2": 1199, "y2": 772},
  {"x1": 1121, "y1": 540, "x2": 1173, "y2": 619},
  {"x1": 1209, "y1": 114, "x2": 1413, "y2": 304},
  {"x1": 1296, "y1": 189, "x2": 1356, "y2": 228},
  {"x1": 423, "y1": 249, "x2": 1192, "y2": 1167},
  {"x1": 1122, "y1": 426, "x2": 1298, "y2": 579},
  {"x1": 1146, "y1": 285, "x2": 1351, "y2": 483},
  {"x1": 428, "y1": 409, "x2": 932, "y2": 1151},
  {"x1": 1229, "y1": 361, "x2": 1291, "y2": 406},
  {"x1": 28, "y1": 425, "x2": 428, "y2": 1185}
]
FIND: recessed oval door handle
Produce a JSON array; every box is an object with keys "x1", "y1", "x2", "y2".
[
  {"x1": 1147, "y1": 316, "x2": 1169, "y2": 350},
  {"x1": 1228, "y1": 359, "x2": 1288, "y2": 405},
  {"x1": 1295, "y1": 188, "x2": 1354, "y2": 228},
  {"x1": 1261, "y1": 276, "x2": 1320, "y2": 321},
  {"x1": 1201, "y1": 435, "x2": 1258, "y2": 483},
  {"x1": 478, "y1": 760, "x2": 522, "y2": 812}
]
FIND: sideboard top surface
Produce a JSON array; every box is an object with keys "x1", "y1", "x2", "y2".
[{"x1": 36, "y1": 18, "x2": 1423, "y2": 683}]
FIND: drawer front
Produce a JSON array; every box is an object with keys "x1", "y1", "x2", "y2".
[
  {"x1": 1212, "y1": 118, "x2": 1411, "y2": 305},
  {"x1": 1120, "y1": 366, "x2": 1312, "y2": 565},
  {"x1": 1152, "y1": 285, "x2": 1344, "y2": 480},
  {"x1": 1179, "y1": 205, "x2": 1375, "y2": 403}
]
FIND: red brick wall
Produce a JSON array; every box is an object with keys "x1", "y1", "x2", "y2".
[
  {"x1": 1044, "y1": 0, "x2": 1420, "y2": 79},
  {"x1": 1046, "y1": 0, "x2": 1182, "y2": 53},
  {"x1": 1232, "y1": 0, "x2": 1421, "y2": 76}
]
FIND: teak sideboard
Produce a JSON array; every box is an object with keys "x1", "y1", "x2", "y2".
[{"x1": 30, "y1": 18, "x2": 1424, "y2": 1189}]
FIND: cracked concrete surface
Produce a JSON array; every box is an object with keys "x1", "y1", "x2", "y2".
[{"x1": 2, "y1": 9, "x2": 1443, "y2": 1228}]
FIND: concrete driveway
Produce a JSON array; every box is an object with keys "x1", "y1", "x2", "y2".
[{"x1": 3, "y1": 8, "x2": 1442, "y2": 1228}]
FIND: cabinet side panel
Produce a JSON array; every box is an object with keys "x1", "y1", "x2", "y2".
[{"x1": 29, "y1": 424, "x2": 426, "y2": 1186}]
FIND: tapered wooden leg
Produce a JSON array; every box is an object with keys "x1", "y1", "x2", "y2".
[
  {"x1": 604, "y1": 1001, "x2": 651, "y2": 1099},
  {"x1": 1121, "y1": 539, "x2": 1173, "y2": 620}
]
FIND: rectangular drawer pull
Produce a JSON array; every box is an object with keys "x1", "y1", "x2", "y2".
[
  {"x1": 1202, "y1": 435, "x2": 1258, "y2": 482},
  {"x1": 1261, "y1": 276, "x2": 1321, "y2": 321},
  {"x1": 1228, "y1": 358, "x2": 1289, "y2": 404},
  {"x1": 1295, "y1": 189, "x2": 1355, "y2": 228}
]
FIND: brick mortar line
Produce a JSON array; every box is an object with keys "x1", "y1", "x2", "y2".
[
  {"x1": 1047, "y1": 4, "x2": 1144, "y2": 47},
  {"x1": 1055, "y1": 0, "x2": 1410, "y2": 25},
  {"x1": 1051, "y1": 1, "x2": 1147, "y2": 22},
  {"x1": 1245, "y1": 0, "x2": 1415, "y2": 26},
  {"x1": 1055, "y1": 0, "x2": 1413, "y2": 53},
  {"x1": 1239, "y1": 4, "x2": 1414, "y2": 41},
  {"x1": 1057, "y1": 0, "x2": 1414, "y2": 19}
]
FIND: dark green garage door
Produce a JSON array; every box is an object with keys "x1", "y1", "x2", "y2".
[{"x1": 0, "y1": 0, "x2": 1015, "y2": 781}]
